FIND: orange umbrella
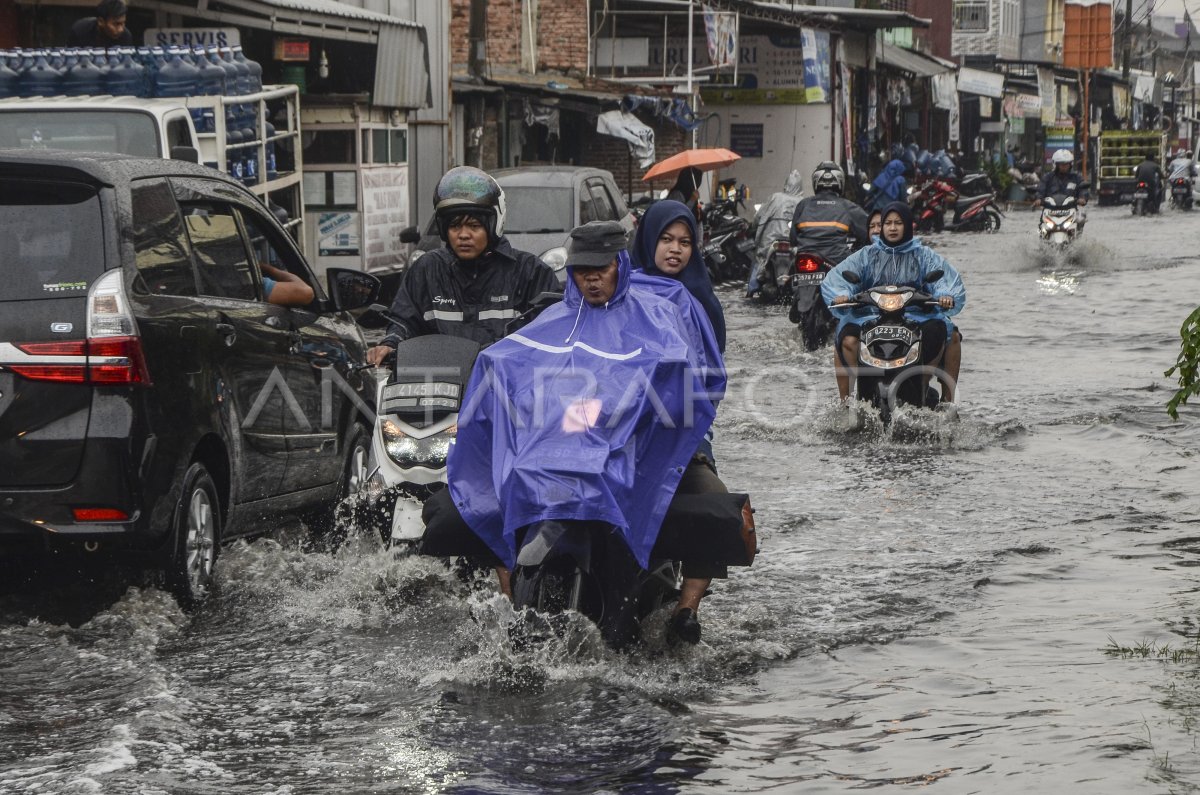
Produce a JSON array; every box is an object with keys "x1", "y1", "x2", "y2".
[{"x1": 642, "y1": 147, "x2": 742, "y2": 181}]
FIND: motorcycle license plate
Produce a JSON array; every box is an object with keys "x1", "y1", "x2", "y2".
[
  {"x1": 792, "y1": 271, "x2": 825, "y2": 284},
  {"x1": 1133, "y1": 191, "x2": 1149, "y2": 199},
  {"x1": 1174, "y1": 186, "x2": 1189, "y2": 194}
]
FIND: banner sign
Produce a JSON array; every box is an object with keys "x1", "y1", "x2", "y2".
[{"x1": 800, "y1": 28, "x2": 831, "y2": 104}]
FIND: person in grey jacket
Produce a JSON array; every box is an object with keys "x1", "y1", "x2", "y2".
[{"x1": 747, "y1": 169, "x2": 804, "y2": 296}]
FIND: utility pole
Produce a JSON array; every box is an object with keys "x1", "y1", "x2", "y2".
[{"x1": 1122, "y1": 0, "x2": 1132, "y2": 78}]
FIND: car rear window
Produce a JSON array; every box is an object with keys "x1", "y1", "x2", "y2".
[
  {"x1": 0, "y1": 178, "x2": 105, "y2": 302},
  {"x1": 503, "y1": 187, "x2": 574, "y2": 233},
  {"x1": 0, "y1": 111, "x2": 160, "y2": 157}
]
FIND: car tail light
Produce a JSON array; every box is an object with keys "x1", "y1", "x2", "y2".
[
  {"x1": 8, "y1": 270, "x2": 151, "y2": 385},
  {"x1": 796, "y1": 256, "x2": 821, "y2": 273},
  {"x1": 72, "y1": 507, "x2": 130, "y2": 522},
  {"x1": 1138, "y1": 181, "x2": 1148, "y2": 188}
]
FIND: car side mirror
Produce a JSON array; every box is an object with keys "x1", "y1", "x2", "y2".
[
  {"x1": 399, "y1": 225, "x2": 421, "y2": 244},
  {"x1": 326, "y1": 268, "x2": 380, "y2": 312},
  {"x1": 842, "y1": 271, "x2": 861, "y2": 285},
  {"x1": 924, "y1": 270, "x2": 944, "y2": 283},
  {"x1": 171, "y1": 145, "x2": 200, "y2": 164}
]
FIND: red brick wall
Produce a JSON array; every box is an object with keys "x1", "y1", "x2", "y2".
[
  {"x1": 452, "y1": 0, "x2": 589, "y2": 75},
  {"x1": 579, "y1": 118, "x2": 691, "y2": 198},
  {"x1": 912, "y1": 0, "x2": 954, "y2": 60},
  {"x1": 451, "y1": 0, "x2": 523, "y2": 71},
  {"x1": 536, "y1": 0, "x2": 588, "y2": 73}
]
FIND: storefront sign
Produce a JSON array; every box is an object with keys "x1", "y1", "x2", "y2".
[
  {"x1": 1044, "y1": 123, "x2": 1076, "y2": 166},
  {"x1": 729, "y1": 123, "x2": 764, "y2": 158},
  {"x1": 145, "y1": 27, "x2": 240, "y2": 48},
  {"x1": 275, "y1": 38, "x2": 311, "y2": 62},
  {"x1": 1038, "y1": 67, "x2": 1057, "y2": 124},
  {"x1": 958, "y1": 67, "x2": 1005, "y2": 98}
]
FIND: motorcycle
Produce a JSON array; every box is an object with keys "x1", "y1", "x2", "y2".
[
  {"x1": 787, "y1": 251, "x2": 836, "y2": 350},
  {"x1": 941, "y1": 173, "x2": 1002, "y2": 232},
  {"x1": 419, "y1": 479, "x2": 755, "y2": 650},
  {"x1": 1038, "y1": 190, "x2": 1085, "y2": 248},
  {"x1": 908, "y1": 178, "x2": 956, "y2": 233},
  {"x1": 753, "y1": 238, "x2": 794, "y2": 304},
  {"x1": 362, "y1": 296, "x2": 559, "y2": 547},
  {"x1": 1170, "y1": 176, "x2": 1194, "y2": 210},
  {"x1": 1131, "y1": 180, "x2": 1159, "y2": 216},
  {"x1": 702, "y1": 181, "x2": 755, "y2": 282},
  {"x1": 840, "y1": 269, "x2": 951, "y2": 423}
]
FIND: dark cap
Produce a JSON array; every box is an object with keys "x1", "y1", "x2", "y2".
[{"x1": 566, "y1": 220, "x2": 628, "y2": 268}]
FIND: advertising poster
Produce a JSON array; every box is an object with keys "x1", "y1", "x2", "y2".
[
  {"x1": 317, "y1": 211, "x2": 360, "y2": 257},
  {"x1": 800, "y1": 28, "x2": 830, "y2": 103},
  {"x1": 1044, "y1": 123, "x2": 1077, "y2": 166}
]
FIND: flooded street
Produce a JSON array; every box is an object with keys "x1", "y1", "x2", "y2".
[{"x1": 3, "y1": 203, "x2": 1200, "y2": 793}]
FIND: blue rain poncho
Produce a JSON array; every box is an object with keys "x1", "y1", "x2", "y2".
[
  {"x1": 820, "y1": 232, "x2": 966, "y2": 339},
  {"x1": 447, "y1": 245, "x2": 725, "y2": 570},
  {"x1": 869, "y1": 160, "x2": 908, "y2": 211}
]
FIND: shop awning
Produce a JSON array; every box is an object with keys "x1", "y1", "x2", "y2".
[
  {"x1": 696, "y1": 0, "x2": 930, "y2": 32},
  {"x1": 878, "y1": 44, "x2": 954, "y2": 77},
  {"x1": 130, "y1": 0, "x2": 431, "y2": 107}
]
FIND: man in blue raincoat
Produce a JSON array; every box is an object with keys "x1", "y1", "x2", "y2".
[
  {"x1": 821, "y1": 201, "x2": 966, "y2": 406},
  {"x1": 447, "y1": 221, "x2": 725, "y2": 594}
]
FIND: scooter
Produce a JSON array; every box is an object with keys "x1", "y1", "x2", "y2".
[
  {"x1": 787, "y1": 251, "x2": 836, "y2": 350},
  {"x1": 840, "y1": 269, "x2": 951, "y2": 423},
  {"x1": 1170, "y1": 176, "x2": 1194, "y2": 210},
  {"x1": 1132, "y1": 180, "x2": 1159, "y2": 216},
  {"x1": 752, "y1": 238, "x2": 794, "y2": 304},
  {"x1": 909, "y1": 178, "x2": 956, "y2": 233},
  {"x1": 1038, "y1": 190, "x2": 1085, "y2": 248},
  {"x1": 362, "y1": 296, "x2": 559, "y2": 547},
  {"x1": 943, "y1": 191, "x2": 1003, "y2": 233}
]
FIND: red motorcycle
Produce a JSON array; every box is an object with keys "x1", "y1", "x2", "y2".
[{"x1": 908, "y1": 178, "x2": 957, "y2": 232}]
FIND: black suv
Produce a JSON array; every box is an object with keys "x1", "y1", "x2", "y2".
[{"x1": 0, "y1": 151, "x2": 380, "y2": 606}]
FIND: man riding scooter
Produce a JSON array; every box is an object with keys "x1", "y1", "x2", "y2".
[
  {"x1": 1134, "y1": 152, "x2": 1164, "y2": 213},
  {"x1": 1034, "y1": 149, "x2": 1088, "y2": 228}
]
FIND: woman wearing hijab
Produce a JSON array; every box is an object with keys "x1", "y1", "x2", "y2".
[
  {"x1": 628, "y1": 199, "x2": 731, "y2": 645},
  {"x1": 821, "y1": 201, "x2": 966, "y2": 406}
]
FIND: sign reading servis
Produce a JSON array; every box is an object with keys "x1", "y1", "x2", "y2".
[{"x1": 144, "y1": 28, "x2": 241, "y2": 48}]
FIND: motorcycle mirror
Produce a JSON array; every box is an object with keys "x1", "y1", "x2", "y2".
[
  {"x1": 842, "y1": 271, "x2": 862, "y2": 285},
  {"x1": 923, "y1": 270, "x2": 944, "y2": 283},
  {"x1": 1078, "y1": 181, "x2": 1092, "y2": 191}
]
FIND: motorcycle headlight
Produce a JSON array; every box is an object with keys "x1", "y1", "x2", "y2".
[
  {"x1": 541, "y1": 246, "x2": 568, "y2": 273},
  {"x1": 381, "y1": 420, "x2": 454, "y2": 468},
  {"x1": 870, "y1": 290, "x2": 912, "y2": 312}
]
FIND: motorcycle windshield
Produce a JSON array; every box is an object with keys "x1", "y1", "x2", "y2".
[{"x1": 448, "y1": 252, "x2": 723, "y2": 569}]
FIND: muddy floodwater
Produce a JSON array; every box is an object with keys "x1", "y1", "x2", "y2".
[{"x1": 2, "y1": 204, "x2": 1200, "y2": 794}]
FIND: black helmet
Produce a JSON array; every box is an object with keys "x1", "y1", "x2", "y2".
[
  {"x1": 432, "y1": 166, "x2": 507, "y2": 244},
  {"x1": 812, "y1": 161, "x2": 845, "y2": 194}
]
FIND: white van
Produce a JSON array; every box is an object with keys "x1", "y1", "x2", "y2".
[{"x1": 0, "y1": 95, "x2": 201, "y2": 160}]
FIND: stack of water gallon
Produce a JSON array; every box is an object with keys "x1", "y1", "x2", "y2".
[{"x1": 0, "y1": 44, "x2": 277, "y2": 185}]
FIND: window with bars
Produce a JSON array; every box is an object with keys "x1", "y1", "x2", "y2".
[
  {"x1": 954, "y1": 0, "x2": 990, "y2": 31},
  {"x1": 1000, "y1": 0, "x2": 1020, "y2": 36}
]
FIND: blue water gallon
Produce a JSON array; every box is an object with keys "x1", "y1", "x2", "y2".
[
  {"x1": 191, "y1": 46, "x2": 225, "y2": 133},
  {"x1": 62, "y1": 50, "x2": 107, "y2": 96},
  {"x1": 232, "y1": 46, "x2": 262, "y2": 94},
  {"x1": 264, "y1": 121, "x2": 278, "y2": 179},
  {"x1": 154, "y1": 47, "x2": 198, "y2": 99},
  {"x1": 219, "y1": 46, "x2": 250, "y2": 97},
  {"x1": 51, "y1": 48, "x2": 71, "y2": 70},
  {"x1": 0, "y1": 52, "x2": 20, "y2": 99},
  {"x1": 18, "y1": 50, "x2": 64, "y2": 98},
  {"x1": 226, "y1": 125, "x2": 245, "y2": 181},
  {"x1": 105, "y1": 48, "x2": 146, "y2": 97}
]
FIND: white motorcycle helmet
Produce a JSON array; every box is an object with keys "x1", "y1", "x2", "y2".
[
  {"x1": 433, "y1": 166, "x2": 507, "y2": 246},
  {"x1": 1052, "y1": 149, "x2": 1074, "y2": 167}
]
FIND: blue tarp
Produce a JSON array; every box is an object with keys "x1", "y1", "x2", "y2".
[{"x1": 447, "y1": 248, "x2": 723, "y2": 569}]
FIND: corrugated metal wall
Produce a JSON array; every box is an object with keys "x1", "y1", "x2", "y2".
[{"x1": 374, "y1": 22, "x2": 433, "y2": 109}]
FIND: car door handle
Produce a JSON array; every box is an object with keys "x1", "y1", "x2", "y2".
[{"x1": 216, "y1": 323, "x2": 237, "y2": 346}]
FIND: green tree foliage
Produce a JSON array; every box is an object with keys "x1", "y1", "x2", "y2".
[{"x1": 1166, "y1": 306, "x2": 1200, "y2": 418}]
